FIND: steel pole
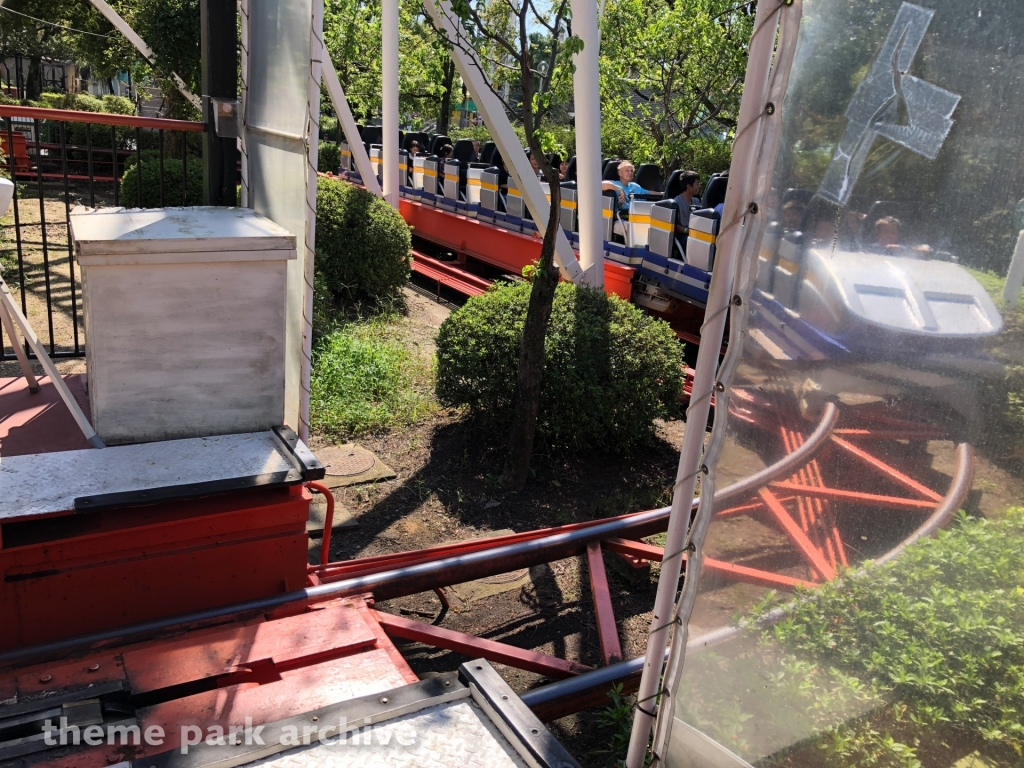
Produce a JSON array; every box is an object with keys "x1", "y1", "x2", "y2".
[
  {"x1": 199, "y1": 0, "x2": 240, "y2": 206},
  {"x1": 624, "y1": 2, "x2": 786, "y2": 764},
  {"x1": 569, "y1": 0, "x2": 604, "y2": 287},
  {"x1": 381, "y1": 0, "x2": 400, "y2": 207}
]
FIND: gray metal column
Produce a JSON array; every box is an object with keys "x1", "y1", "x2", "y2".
[{"x1": 200, "y1": 0, "x2": 240, "y2": 205}]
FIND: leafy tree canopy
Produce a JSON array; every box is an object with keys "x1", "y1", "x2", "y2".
[{"x1": 599, "y1": 0, "x2": 753, "y2": 174}]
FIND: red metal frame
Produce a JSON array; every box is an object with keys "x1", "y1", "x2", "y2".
[
  {"x1": 0, "y1": 104, "x2": 206, "y2": 131},
  {"x1": 295, "y1": 400, "x2": 967, "y2": 692},
  {"x1": 372, "y1": 609, "x2": 591, "y2": 678},
  {"x1": 0, "y1": 367, "x2": 974, "y2": 734},
  {"x1": 586, "y1": 542, "x2": 623, "y2": 665}
]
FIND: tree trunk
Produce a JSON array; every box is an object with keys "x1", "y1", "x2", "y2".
[
  {"x1": 437, "y1": 57, "x2": 455, "y2": 135},
  {"x1": 502, "y1": 166, "x2": 563, "y2": 490},
  {"x1": 25, "y1": 57, "x2": 41, "y2": 102}
]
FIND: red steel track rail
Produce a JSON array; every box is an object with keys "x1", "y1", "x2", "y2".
[{"x1": 410, "y1": 250, "x2": 491, "y2": 296}]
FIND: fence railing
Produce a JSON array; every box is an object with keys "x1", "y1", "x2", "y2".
[{"x1": 0, "y1": 105, "x2": 205, "y2": 362}]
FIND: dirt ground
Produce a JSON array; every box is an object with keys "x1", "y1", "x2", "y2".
[
  {"x1": 306, "y1": 285, "x2": 1024, "y2": 766},
  {"x1": 305, "y1": 287, "x2": 683, "y2": 764}
]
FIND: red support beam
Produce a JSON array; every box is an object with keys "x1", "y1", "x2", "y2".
[
  {"x1": 602, "y1": 539, "x2": 815, "y2": 590},
  {"x1": 586, "y1": 543, "x2": 622, "y2": 665},
  {"x1": 371, "y1": 610, "x2": 591, "y2": 679},
  {"x1": 312, "y1": 505, "x2": 670, "y2": 582},
  {"x1": 400, "y1": 199, "x2": 542, "y2": 275},
  {"x1": 758, "y1": 488, "x2": 835, "y2": 581},
  {"x1": 603, "y1": 538, "x2": 665, "y2": 562},
  {"x1": 834, "y1": 428, "x2": 946, "y2": 441},
  {"x1": 703, "y1": 558, "x2": 817, "y2": 590},
  {"x1": 768, "y1": 481, "x2": 937, "y2": 510},
  {"x1": 831, "y1": 436, "x2": 942, "y2": 502}
]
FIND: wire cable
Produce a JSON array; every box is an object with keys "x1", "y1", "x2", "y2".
[{"x1": 0, "y1": 6, "x2": 113, "y2": 39}]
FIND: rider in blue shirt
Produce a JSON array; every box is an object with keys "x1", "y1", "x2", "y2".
[{"x1": 602, "y1": 161, "x2": 651, "y2": 214}]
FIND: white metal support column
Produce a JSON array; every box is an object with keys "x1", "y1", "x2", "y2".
[
  {"x1": 569, "y1": 0, "x2": 604, "y2": 287},
  {"x1": 624, "y1": 1, "x2": 793, "y2": 765},
  {"x1": 423, "y1": 0, "x2": 583, "y2": 282},
  {"x1": 381, "y1": 0, "x2": 400, "y2": 207},
  {"x1": 322, "y1": 57, "x2": 384, "y2": 197}
]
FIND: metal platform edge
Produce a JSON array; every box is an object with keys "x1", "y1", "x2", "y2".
[{"x1": 128, "y1": 660, "x2": 581, "y2": 768}]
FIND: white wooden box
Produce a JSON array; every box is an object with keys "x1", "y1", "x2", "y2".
[{"x1": 69, "y1": 207, "x2": 297, "y2": 445}]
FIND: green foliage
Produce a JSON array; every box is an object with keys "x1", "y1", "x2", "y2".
[
  {"x1": 38, "y1": 92, "x2": 89, "y2": 111},
  {"x1": 679, "y1": 510, "x2": 1024, "y2": 766},
  {"x1": 309, "y1": 317, "x2": 434, "y2": 437},
  {"x1": 101, "y1": 94, "x2": 135, "y2": 115},
  {"x1": 315, "y1": 176, "x2": 411, "y2": 304},
  {"x1": 119, "y1": 156, "x2": 202, "y2": 208},
  {"x1": 595, "y1": 684, "x2": 643, "y2": 766},
  {"x1": 318, "y1": 142, "x2": 341, "y2": 174},
  {"x1": 323, "y1": 0, "x2": 456, "y2": 128},
  {"x1": 435, "y1": 282, "x2": 684, "y2": 453},
  {"x1": 599, "y1": 0, "x2": 751, "y2": 175},
  {"x1": 448, "y1": 125, "x2": 492, "y2": 143},
  {"x1": 320, "y1": 115, "x2": 339, "y2": 140}
]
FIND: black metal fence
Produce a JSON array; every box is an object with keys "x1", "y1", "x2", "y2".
[{"x1": 0, "y1": 105, "x2": 205, "y2": 362}]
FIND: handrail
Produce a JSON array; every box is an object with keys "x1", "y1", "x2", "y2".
[{"x1": 0, "y1": 104, "x2": 205, "y2": 132}]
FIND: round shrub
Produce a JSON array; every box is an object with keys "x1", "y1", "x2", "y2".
[
  {"x1": 315, "y1": 176, "x2": 411, "y2": 303},
  {"x1": 436, "y1": 282, "x2": 684, "y2": 453},
  {"x1": 119, "y1": 157, "x2": 203, "y2": 208},
  {"x1": 318, "y1": 141, "x2": 341, "y2": 173}
]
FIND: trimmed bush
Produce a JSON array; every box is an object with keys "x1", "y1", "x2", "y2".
[
  {"x1": 318, "y1": 141, "x2": 341, "y2": 173},
  {"x1": 119, "y1": 157, "x2": 203, "y2": 208},
  {"x1": 435, "y1": 282, "x2": 684, "y2": 453},
  {"x1": 38, "y1": 92, "x2": 105, "y2": 112},
  {"x1": 101, "y1": 95, "x2": 136, "y2": 115},
  {"x1": 315, "y1": 176, "x2": 411, "y2": 304}
]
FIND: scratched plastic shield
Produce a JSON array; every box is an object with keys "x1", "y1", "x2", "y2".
[{"x1": 663, "y1": 1, "x2": 1024, "y2": 765}]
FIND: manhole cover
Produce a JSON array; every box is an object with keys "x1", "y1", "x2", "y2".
[
  {"x1": 476, "y1": 569, "x2": 529, "y2": 585},
  {"x1": 319, "y1": 446, "x2": 376, "y2": 477}
]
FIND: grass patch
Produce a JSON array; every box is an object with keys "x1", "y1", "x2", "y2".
[{"x1": 309, "y1": 316, "x2": 435, "y2": 437}]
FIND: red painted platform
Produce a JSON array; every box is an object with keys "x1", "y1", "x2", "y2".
[
  {"x1": 3, "y1": 597, "x2": 418, "y2": 767},
  {"x1": 0, "y1": 374, "x2": 313, "y2": 653},
  {"x1": 0, "y1": 375, "x2": 92, "y2": 457}
]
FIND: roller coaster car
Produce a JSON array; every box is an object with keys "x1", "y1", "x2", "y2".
[{"x1": 750, "y1": 227, "x2": 1004, "y2": 434}]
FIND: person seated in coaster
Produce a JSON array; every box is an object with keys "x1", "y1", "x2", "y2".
[
  {"x1": 672, "y1": 170, "x2": 701, "y2": 236},
  {"x1": 602, "y1": 161, "x2": 651, "y2": 214},
  {"x1": 528, "y1": 150, "x2": 542, "y2": 179},
  {"x1": 409, "y1": 141, "x2": 422, "y2": 157}
]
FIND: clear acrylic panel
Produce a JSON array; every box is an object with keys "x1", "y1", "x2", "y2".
[{"x1": 669, "y1": 1, "x2": 1024, "y2": 765}]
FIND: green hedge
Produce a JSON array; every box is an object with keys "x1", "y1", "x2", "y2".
[
  {"x1": 119, "y1": 156, "x2": 203, "y2": 208},
  {"x1": 678, "y1": 508, "x2": 1024, "y2": 766},
  {"x1": 318, "y1": 141, "x2": 341, "y2": 173},
  {"x1": 435, "y1": 282, "x2": 683, "y2": 453},
  {"x1": 314, "y1": 176, "x2": 411, "y2": 304}
]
